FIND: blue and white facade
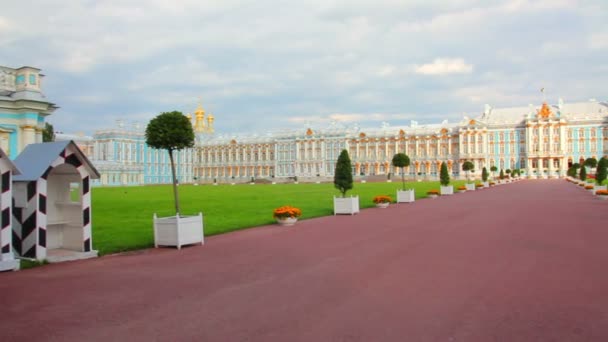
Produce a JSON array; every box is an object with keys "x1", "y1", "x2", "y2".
[
  {"x1": 67, "y1": 99, "x2": 608, "y2": 186},
  {"x1": 0, "y1": 66, "x2": 57, "y2": 159}
]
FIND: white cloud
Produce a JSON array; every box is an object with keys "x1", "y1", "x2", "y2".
[
  {"x1": 414, "y1": 58, "x2": 473, "y2": 75},
  {"x1": 589, "y1": 33, "x2": 608, "y2": 50}
]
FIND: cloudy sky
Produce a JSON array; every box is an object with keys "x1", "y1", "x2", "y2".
[{"x1": 1, "y1": 0, "x2": 607, "y2": 135}]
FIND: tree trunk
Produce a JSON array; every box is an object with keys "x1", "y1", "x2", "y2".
[
  {"x1": 401, "y1": 167, "x2": 405, "y2": 190},
  {"x1": 168, "y1": 149, "x2": 181, "y2": 216}
]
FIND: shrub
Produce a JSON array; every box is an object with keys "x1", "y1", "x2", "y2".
[
  {"x1": 596, "y1": 157, "x2": 607, "y2": 185},
  {"x1": 334, "y1": 150, "x2": 353, "y2": 197},
  {"x1": 440, "y1": 161, "x2": 450, "y2": 186},
  {"x1": 585, "y1": 157, "x2": 598, "y2": 169},
  {"x1": 499, "y1": 169, "x2": 505, "y2": 180},
  {"x1": 580, "y1": 165, "x2": 587, "y2": 181},
  {"x1": 481, "y1": 167, "x2": 489, "y2": 182}
]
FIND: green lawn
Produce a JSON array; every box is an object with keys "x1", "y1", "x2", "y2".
[{"x1": 91, "y1": 179, "x2": 466, "y2": 255}]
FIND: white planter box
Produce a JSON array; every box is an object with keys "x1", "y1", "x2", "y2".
[
  {"x1": 594, "y1": 185, "x2": 607, "y2": 192},
  {"x1": 465, "y1": 183, "x2": 476, "y2": 191},
  {"x1": 440, "y1": 186, "x2": 453, "y2": 195},
  {"x1": 333, "y1": 196, "x2": 360, "y2": 215},
  {"x1": 396, "y1": 189, "x2": 415, "y2": 203},
  {"x1": 334, "y1": 196, "x2": 359, "y2": 215},
  {"x1": 483, "y1": 181, "x2": 489, "y2": 188},
  {"x1": 153, "y1": 213, "x2": 204, "y2": 249}
]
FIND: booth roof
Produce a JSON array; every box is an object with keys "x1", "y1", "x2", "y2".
[{"x1": 13, "y1": 140, "x2": 100, "y2": 181}]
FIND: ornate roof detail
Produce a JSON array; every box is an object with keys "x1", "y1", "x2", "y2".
[
  {"x1": 306, "y1": 128, "x2": 313, "y2": 136},
  {"x1": 537, "y1": 102, "x2": 553, "y2": 119}
]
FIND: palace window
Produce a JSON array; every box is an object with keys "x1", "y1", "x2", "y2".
[
  {"x1": 591, "y1": 129, "x2": 597, "y2": 138},
  {"x1": 510, "y1": 143, "x2": 515, "y2": 154},
  {"x1": 553, "y1": 128, "x2": 559, "y2": 136},
  {"x1": 591, "y1": 143, "x2": 597, "y2": 152},
  {"x1": 543, "y1": 127, "x2": 549, "y2": 135},
  {"x1": 500, "y1": 144, "x2": 505, "y2": 154},
  {"x1": 579, "y1": 140, "x2": 585, "y2": 152},
  {"x1": 499, "y1": 132, "x2": 504, "y2": 141},
  {"x1": 488, "y1": 134, "x2": 494, "y2": 142},
  {"x1": 579, "y1": 128, "x2": 585, "y2": 138},
  {"x1": 553, "y1": 142, "x2": 559, "y2": 152},
  {"x1": 520, "y1": 158, "x2": 526, "y2": 168},
  {"x1": 510, "y1": 132, "x2": 515, "y2": 141}
]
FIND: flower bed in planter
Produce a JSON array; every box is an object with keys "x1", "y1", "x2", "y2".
[
  {"x1": 273, "y1": 205, "x2": 302, "y2": 225},
  {"x1": 596, "y1": 190, "x2": 608, "y2": 200},
  {"x1": 372, "y1": 195, "x2": 392, "y2": 208},
  {"x1": 475, "y1": 183, "x2": 484, "y2": 189},
  {"x1": 457, "y1": 185, "x2": 466, "y2": 193},
  {"x1": 427, "y1": 189, "x2": 439, "y2": 198}
]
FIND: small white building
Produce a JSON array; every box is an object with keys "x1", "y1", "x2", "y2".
[
  {"x1": 0, "y1": 148, "x2": 20, "y2": 271},
  {"x1": 12, "y1": 141, "x2": 100, "y2": 262}
]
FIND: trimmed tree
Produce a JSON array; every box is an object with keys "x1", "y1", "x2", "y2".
[
  {"x1": 596, "y1": 157, "x2": 607, "y2": 185},
  {"x1": 567, "y1": 166, "x2": 577, "y2": 178},
  {"x1": 499, "y1": 169, "x2": 505, "y2": 180},
  {"x1": 482, "y1": 167, "x2": 489, "y2": 182},
  {"x1": 585, "y1": 157, "x2": 598, "y2": 175},
  {"x1": 440, "y1": 161, "x2": 450, "y2": 186},
  {"x1": 42, "y1": 122, "x2": 55, "y2": 142},
  {"x1": 490, "y1": 165, "x2": 498, "y2": 180},
  {"x1": 579, "y1": 165, "x2": 587, "y2": 181},
  {"x1": 145, "y1": 111, "x2": 195, "y2": 216},
  {"x1": 334, "y1": 149, "x2": 353, "y2": 197},
  {"x1": 462, "y1": 161, "x2": 474, "y2": 182},
  {"x1": 392, "y1": 153, "x2": 410, "y2": 190}
]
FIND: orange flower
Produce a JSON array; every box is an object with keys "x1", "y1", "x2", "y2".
[
  {"x1": 596, "y1": 190, "x2": 608, "y2": 196},
  {"x1": 372, "y1": 195, "x2": 392, "y2": 204},
  {"x1": 457, "y1": 185, "x2": 466, "y2": 190},
  {"x1": 585, "y1": 185, "x2": 594, "y2": 189},
  {"x1": 273, "y1": 205, "x2": 302, "y2": 219},
  {"x1": 427, "y1": 189, "x2": 440, "y2": 195}
]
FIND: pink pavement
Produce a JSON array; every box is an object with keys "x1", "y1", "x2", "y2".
[{"x1": 2, "y1": 180, "x2": 608, "y2": 341}]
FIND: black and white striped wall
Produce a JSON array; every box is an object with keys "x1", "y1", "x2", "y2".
[{"x1": 0, "y1": 149, "x2": 20, "y2": 271}]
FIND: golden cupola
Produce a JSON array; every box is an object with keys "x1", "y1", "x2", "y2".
[
  {"x1": 206, "y1": 112, "x2": 215, "y2": 133},
  {"x1": 194, "y1": 104, "x2": 206, "y2": 133}
]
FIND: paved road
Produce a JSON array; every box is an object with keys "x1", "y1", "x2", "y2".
[{"x1": 2, "y1": 180, "x2": 608, "y2": 341}]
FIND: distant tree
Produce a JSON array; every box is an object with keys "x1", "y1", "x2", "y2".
[
  {"x1": 482, "y1": 167, "x2": 489, "y2": 182},
  {"x1": 392, "y1": 153, "x2": 410, "y2": 190},
  {"x1": 580, "y1": 165, "x2": 587, "y2": 181},
  {"x1": 499, "y1": 169, "x2": 505, "y2": 180},
  {"x1": 596, "y1": 158, "x2": 607, "y2": 185},
  {"x1": 145, "y1": 111, "x2": 195, "y2": 216},
  {"x1": 334, "y1": 149, "x2": 353, "y2": 197},
  {"x1": 42, "y1": 122, "x2": 55, "y2": 142},
  {"x1": 462, "y1": 161, "x2": 474, "y2": 182},
  {"x1": 440, "y1": 162, "x2": 450, "y2": 186}
]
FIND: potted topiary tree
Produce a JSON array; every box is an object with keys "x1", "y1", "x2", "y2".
[
  {"x1": 481, "y1": 167, "x2": 489, "y2": 187},
  {"x1": 594, "y1": 157, "x2": 607, "y2": 192},
  {"x1": 585, "y1": 157, "x2": 598, "y2": 176},
  {"x1": 579, "y1": 165, "x2": 587, "y2": 182},
  {"x1": 463, "y1": 161, "x2": 475, "y2": 190},
  {"x1": 505, "y1": 169, "x2": 512, "y2": 182},
  {"x1": 499, "y1": 169, "x2": 505, "y2": 184},
  {"x1": 392, "y1": 153, "x2": 415, "y2": 203},
  {"x1": 439, "y1": 161, "x2": 453, "y2": 195},
  {"x1": 147, "y1": 111, "x2": 203, "y2": 249},
  {"x1": 333, "y1": 149, "x2": 359, "y2": 215},
  {"x1": 490, "y1": 165, "x2": 498, "y2": 181}
]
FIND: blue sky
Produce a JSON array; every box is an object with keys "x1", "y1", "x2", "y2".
[{"x1": 1, "y1": 0, "x2": 606, "y2": 135}]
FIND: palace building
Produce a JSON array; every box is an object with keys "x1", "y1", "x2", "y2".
[
  {"x1": 65, "y1": 98, "x2": 608, "y2": 186},
  {"x1": 0, "y1": 66, "x2": 57, "y2": 158}
]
